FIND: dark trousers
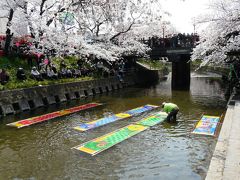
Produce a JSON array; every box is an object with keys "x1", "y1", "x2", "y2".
[{"x1": 166, "y1": 109, "x2": 179, "y2": 122}]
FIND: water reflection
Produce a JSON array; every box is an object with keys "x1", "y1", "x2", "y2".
[{"x1": 0, "y1": 72, "x2": 227, "y2": 180}]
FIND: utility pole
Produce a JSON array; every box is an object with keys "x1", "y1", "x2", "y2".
[
  {"x1": 162, "y1": 21, "x2": 169, "y2": 38},
  {"x1": 193, "y1": 23, "x2": 196, "y2": 34},
  {"x1": 193, "y1": 18, "x2": 196, "y2": 34},
  {"x1": 162, "y1": 26, "x2": 165, "y2": 38}
]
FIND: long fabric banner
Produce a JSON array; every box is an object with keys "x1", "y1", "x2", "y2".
[
  {"x1": 73, "y1": 104, "x2": 159, "y2": 132},
  {"x1": 73, "y1": 124, "x2": 148, "y2": 156},
  {"x1": 7, "y1": 103, "x2": 102, "y2": 128},
  {"x1": 192, "y1": 115, "x2": 220, "y2": 136},
  {"x1": 73, "y1": 111, "x2": 168, "y2": 156}
]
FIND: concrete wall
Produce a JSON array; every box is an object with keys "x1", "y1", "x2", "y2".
[
  {"x1": 135, "y1": 64, "x2": 160, "y2": 84},
  {"x1": 0, "y1": 76, "x2": 136, "y2": 116}
]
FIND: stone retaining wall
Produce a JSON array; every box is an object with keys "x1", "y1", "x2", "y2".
[{"x1": 0, "y1": 76, "x2": 136, "y2": 116}]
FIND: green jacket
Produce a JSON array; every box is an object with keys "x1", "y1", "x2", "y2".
[{"x1": 163, "y1": 103, "x2": 179, "y2": 113}]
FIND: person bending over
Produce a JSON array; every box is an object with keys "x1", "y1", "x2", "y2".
[{"x1": 162, "y1": 102, "x2": 179, "y2": 122}]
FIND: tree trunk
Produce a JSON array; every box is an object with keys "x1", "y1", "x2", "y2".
[
  {"x1": 4, "y1": 9, "x2": 14, "y2": 55},
  {"x1": 110, "y1": 23, "x2": 134, "y2": 42}
]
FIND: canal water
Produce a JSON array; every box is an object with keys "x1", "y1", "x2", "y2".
[{"x1": 0, "y1": 72, "x2": 227, "y2": 180}]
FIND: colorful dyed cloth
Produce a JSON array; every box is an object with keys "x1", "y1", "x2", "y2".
[
  {"x1": 73, "y1": 104, "x2": 159, "y2": 132},
  {"x1": 73, "y1": 111, "x2": 168, "y2": 156},
  {"x1": 192, "y1": 115, "x2": 220, "y2": 136},
  {"x1": 7, "y1": 103, "x2": 102, "y2": 128}
]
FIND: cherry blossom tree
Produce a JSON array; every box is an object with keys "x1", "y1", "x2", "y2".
[
  {"x1": 1, "y1": 0, "x2": 176, "y2": 63},
  {"x1": 192, "y1": 0, "x2": 240, "y2": 66},
  {"x1": 0, "y1": 0, "x2": 26, "y2": 54},
  {"x1": 69, "y1": 0, "x2": 172, "y2": 61}
]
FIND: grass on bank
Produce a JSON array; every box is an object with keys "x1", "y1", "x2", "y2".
[
  {"x1": 138, "y1": 58, "x2": 170, "y2": 70},
  {"x1": 0, "y1": 56, "x2": 93, "y2": 91},
  {"x1": 138, "y1": 58, "x2": 170, "y2": 74}
]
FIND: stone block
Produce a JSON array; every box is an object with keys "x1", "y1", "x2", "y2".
[
  {"x1": 74, "y1": 92, "x2": 80, "y2": 99},
  {"x1": 127, "y1": 79, "x2": 135, "y2": 86},
  {"x1": 46, "y1": 96, "x2": 56, "y2": 105},
  {"x1": 100, "y1": 86, "x2": 105, "y2": 93},
  {"x1": 118, "y1": 83, "x2": 123, "y2": 89},
  {"x1": 19, "y1": 99, "x2": 30, "y2": 111},
  {"x1": 99, "y1": 86, "x2": 106, "y2": 93},
  {"x1": 27, "y1": 100, "x2": 35, "y2": 109},
  {"x1": 1, "y1": 104, "x2": 15, "y2": 115},
  {"x1": 49, "y1": 96, "x2": 56, "y2": 104},
  {"x1": 96, "y1": 87, "x2": 101, "y2": 94},
  {"x1": 88, "y1": 81, "x2": 94, "y2": 89},
  {"x1": 65, "y1": 93, "x2": 71, "y2": 101},
  {"x1": 93, "y1": 87, "x2": 100, "y2": 94},
  {"x1": 12, "y1": 102, "x2": 21, "y2": 113},
  {"x1": 33, "y1": 97, "x2": 44, "y2": 108},
  {"x1": 59, "y1": 94, "x2": 67, "y2": 102},
  {"x1": 69, "y1": 93, "x2": 77, "y2": 100},
  {"x1": 85, "y1": 89, "x2": 93, "y2": 96},
  {"x1": 105, "y1": 85, "x2": 112, "y2": 92},
  {"x1": 111, "y1": 84, "x2": 117, "y2": 90},
  {"x1": 79, "y1": 90, "x2": 86, "y2": 98},
  {"x1": 115, "y1": 83, "x2": 120, "y2": 89},
  {"x1": 55, "y1": 94, "x2": 67, "y2": 103}
]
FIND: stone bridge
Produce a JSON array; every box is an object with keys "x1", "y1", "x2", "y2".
[{"x1": 141, "y1": 34, "x2": 199, "y2": 90}]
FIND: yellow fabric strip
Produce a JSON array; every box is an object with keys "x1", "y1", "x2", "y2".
[{"x1": 77, "y1": 147, "x2": 96, "y2": 155}]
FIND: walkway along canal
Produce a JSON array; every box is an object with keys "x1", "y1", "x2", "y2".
[
  {"x1": 0, "y1": 72, "x2": 227, "y2": 179},
  {"x1": 206, "y1": 94, "x2": 240, "y2": 180}
]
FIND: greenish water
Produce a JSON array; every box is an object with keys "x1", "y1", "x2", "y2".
[{"x1": 0, "y1": 72, "x2": 227, "y2": 180}]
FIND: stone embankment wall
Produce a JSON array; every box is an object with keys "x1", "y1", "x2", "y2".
[
  {"x1": 0, "y1": 76, "x2": 136, "y2": 116},
  {"x1": 0, "y1": 67, "x2": 162, "y2": 116}
]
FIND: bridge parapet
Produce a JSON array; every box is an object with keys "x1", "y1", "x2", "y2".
[
  {"x1": 150, "y1": 47, "x2": 192, "y2": 61},
  {"x1": 142, "y1": 33, "x2": 199, "y2": 60},
  {"x1": 141, "y1": 34, "x2": 199, "y2": 48}
]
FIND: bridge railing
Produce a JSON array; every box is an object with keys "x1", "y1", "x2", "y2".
[{"x1": 140, "y1": 33, "x2": 199, "y2": 49}]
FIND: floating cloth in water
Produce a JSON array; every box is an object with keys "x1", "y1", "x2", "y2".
[
  {"x1": 136, "y1": 112, "x2": 168, "y2": 127},
  {"x1": 73, "y1": 111, "x2": 168, "y2": 156},
  {"x1": 7, "y1": 103, "x2": 102, "y2": 128},
  {"x1": 192, "y1": 115, "x2": 220, "y2": 136},
  {"x1": 73, "y1": 104, "x2": 159, "y2": 132},
  {"x1": 124, "y1": 105, "x2": 157, "y2": 115},
  {"x1": 73, "y1": 124, "x2": 148, "y2": 156}
]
